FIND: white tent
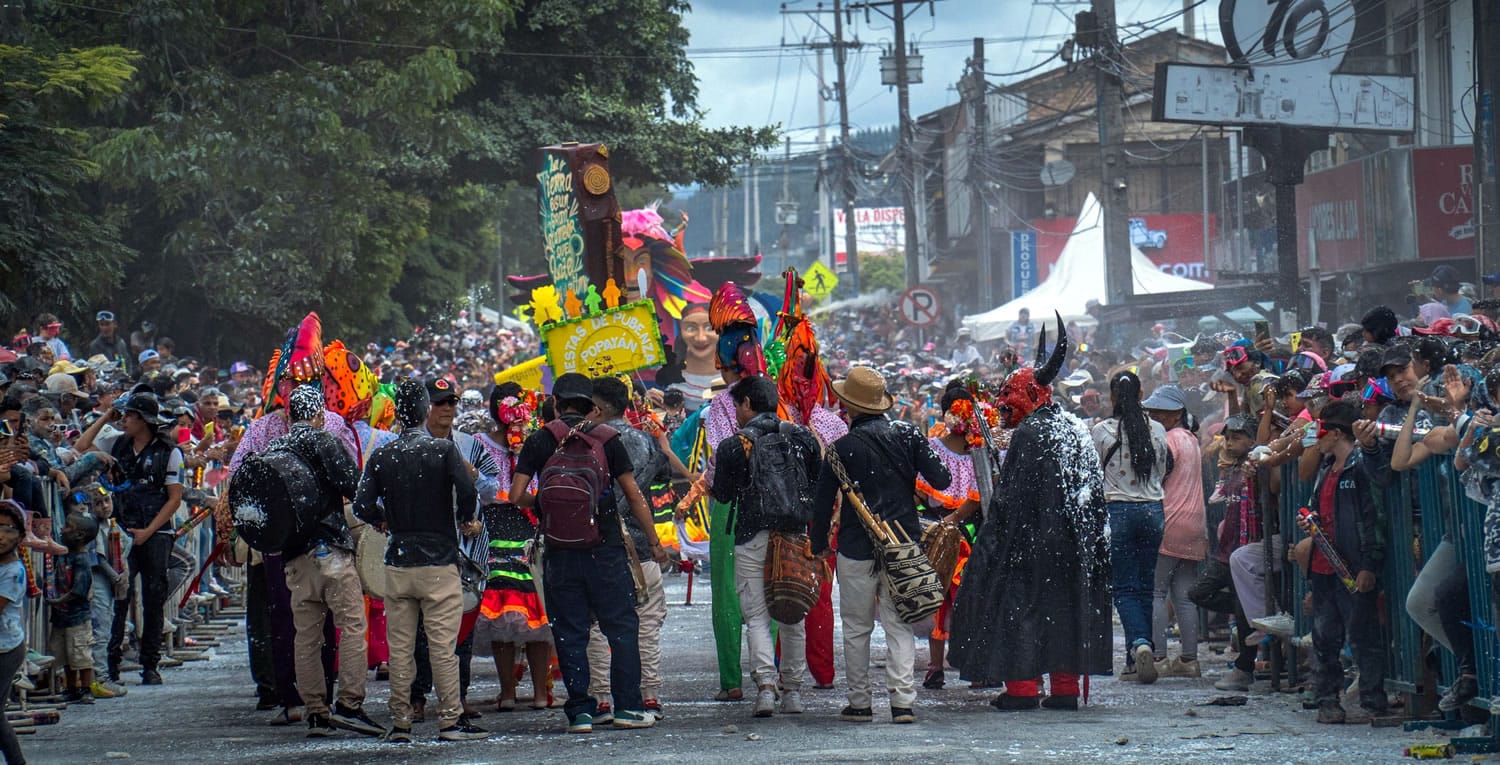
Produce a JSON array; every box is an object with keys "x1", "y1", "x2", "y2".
[{"x1": 962, "y1": 193, "x2": 1212, "y2": 342}]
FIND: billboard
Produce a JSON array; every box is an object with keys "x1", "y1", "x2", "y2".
[
  {"x1": 1413, "y1": 147, "x2": 1477, "y2": 260},
  {"x1": 1011, "y1": 231, "x2": 1038, "y2": 297},
  {"x1": 833, "y1": 206, "x2": 906, "y2": 271},
  {"x1": 1027, "y1": 213, "x2": 1217, "y2": 283},
  {"x1": 1153, "y1": 0, "x2": 1414, "y2": 135},
  {"x1": 1296, "y1": 159, "x2": 1366, "y2": 274}
]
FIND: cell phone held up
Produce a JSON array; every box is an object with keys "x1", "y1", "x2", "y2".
[{"x1": 1253, "y1": 320, "x2": 1271, "y2": 344}]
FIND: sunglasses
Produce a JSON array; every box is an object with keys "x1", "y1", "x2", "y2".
[
  {"x1": 1362, "y1": 377, "x2": 1394, "y2": 403},
  {"x1": 432, "y1": 398, "x2": 458, "y2": 407}
]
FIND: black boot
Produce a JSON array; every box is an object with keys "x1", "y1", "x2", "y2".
[
  {"x1": 990, "y1": 693, "x2": 1040, "y2": 711},
  {"x1": 1041, "y1": 695, "x2": 1079, "y2": 710}
]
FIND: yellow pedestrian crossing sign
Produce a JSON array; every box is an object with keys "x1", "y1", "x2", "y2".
[{"x1": 803, "y1": 261, "x2": 839, "y2": 299}]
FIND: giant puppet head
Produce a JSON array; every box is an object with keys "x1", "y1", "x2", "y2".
[
  {"x1": 996, "y1": 311, "x2": 1068, "y2": 429},
  {"x1": 322, "y1": 340, "x2": 379, "y2": 424}
]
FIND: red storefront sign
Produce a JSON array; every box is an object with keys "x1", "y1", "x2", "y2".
[
  {"x1": 1028, "y1": 213, "x2": 1218, "y2": 283},
  {"x1": 1413, "y1": 146, "x2": 1476, "y2": 260},
  {"x1": 1296, "y1": 159, "x2": 1365, "y2": 273}
]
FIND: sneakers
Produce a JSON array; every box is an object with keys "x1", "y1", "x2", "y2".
[
  {"x1": 141, "y1": 669, "x2": 163, "y2": 686},
  {"x1": 990, "y1": 693, "x2": 1040, "y2": 711},
  {"x1": 612, "y1": 710, "x2": 656, "y2": 729},
  {"x1": 568, "y1": 713, "x2": 594, "y2": 734},
  {"x1": 97, "y1": 680, "x2": 127, "y2": 698},
  {"x1": 1132, "y1": 645, "x2": 1158, "y2": 684},
  {"x1": 890, "y1": 706, "x2": 915, "y2": 724},
  {"x1": 1316, "y1": 701, "x2": 1346, "y2": 724},
  {"x1": 643, "y1": 698, "x2": 663, "y2": 719},
  {"x1": 594, "y1": 701, "x2": 614, "y2": 725},
  {"x1": 1214, "y1": 667, "x2": 1253, "y2": 692},
  {"x1": 330, "y1": 703, "x2": 384, "y2": 736},
  {"x1": 384, "y1": 726, "x2": 414, "y2": 743},
  {"x1": 1440, "y1": 676, "x2": 1479, "y2": 713},
  {"x1": 63, "y1": 689, "x2": 94, "y2": 706},
  {"x1": 779, "y1": 690, "x2": 804, "y2": 715},
  {"x1": 438, "y1": 716, "x2": 491, "y2": 741},
  {"x1": 306, "y1": 713, "x2": 336, "y2": 738},
  {"x1": 839, "y1": 705, "x2": 873, "y2": 722},
  {"x1": 1162, "y1": 657, "x2": 1201, "y2": 678},
  {"x1": 1041, "y1": 695, "x2": 1079, "y2": 710},
  {"x1": 753, "y1": 688, "x2": 777, "y2": 718},
  {"x1": 1251, "y1": 612, "x2": 1295, "y2": 638},
  {"x1": 89, "y1": 681, "x2": 119, "y2": 699}
]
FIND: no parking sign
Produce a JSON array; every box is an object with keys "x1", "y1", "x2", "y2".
[{"x1": 898, "y1": 286, "x2": 941, "y2": 327}]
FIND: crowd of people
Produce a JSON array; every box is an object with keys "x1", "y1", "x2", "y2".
[{"x1": 3, "y1": 264, "x2": 1500, "y2": 757}]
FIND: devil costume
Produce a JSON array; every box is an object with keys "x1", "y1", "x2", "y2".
[{"x1": 948, "y1": 316, "x2": 1113, "y2": 708}]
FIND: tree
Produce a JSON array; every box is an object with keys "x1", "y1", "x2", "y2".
[
  {"x1": 0, "y1": 42, "x2": 139, "y2": 325},
  {"x1": 857, "y1": 252, "x2": 904, "y2": 293},
  {"x1": 38, "y1": 0, "x2": 774, "y2": 358}
]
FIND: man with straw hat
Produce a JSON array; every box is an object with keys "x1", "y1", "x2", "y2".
[{"x1": 812, "y1": 367, "x2": 950, "y2": 725}]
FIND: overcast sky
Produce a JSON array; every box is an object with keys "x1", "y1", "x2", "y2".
[{"x1": 681, "y1": 0, "x2": 1219, "y2": 150}]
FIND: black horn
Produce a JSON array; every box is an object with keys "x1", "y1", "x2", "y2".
[
  {"x1": 1036, "y1": 311, "x2": 1068, "y2": 386},
  {"x1": 1034, "y1": 323, "x2": 1047, "y2": 367}
]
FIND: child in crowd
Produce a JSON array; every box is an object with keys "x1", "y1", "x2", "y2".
[
  {"x1": 1303, "y1": 401, "x2": 1388, "y2": 723},
  {"x1": 68, "y1": 486, "x2": 128, "y2": 699},
  {"x1": 50, "y1": 511, "x2": 100, "y2": 706},
  {"x1": 0, "y1": 500, "x2": 28, "y2": 765}
]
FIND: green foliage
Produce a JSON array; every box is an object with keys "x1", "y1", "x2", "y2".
[
  {"x1": 0, "y1": 43, "x2": 140, "y2": 320},
  {"x1": 17, "y1": 0, "x2": 774, "y2": 357},
  {"x1": 857, "y1": 252, "x2": 905, "y2": 294}
]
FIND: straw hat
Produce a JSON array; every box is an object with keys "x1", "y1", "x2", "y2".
[{"x1": 833, "y1": 367, "x2": 894, "y2": 414}]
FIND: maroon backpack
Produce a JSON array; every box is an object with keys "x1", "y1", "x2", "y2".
[{"x1": 536, "y1": 420, "x2": 618, "y2": 548}]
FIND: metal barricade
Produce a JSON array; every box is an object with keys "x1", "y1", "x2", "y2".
[{"x1": 1382, "y1": 470, "x2": 1426, "y2": 697}]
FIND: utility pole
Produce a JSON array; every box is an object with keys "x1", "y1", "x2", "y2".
[
  {"x1": 752, "y1": 162, "x2": 762, "y2": 257},
  {"x1": 964, "y1": 38, "x2": 993, "y2": 310},
  {"x1": 1086, "y1": 0, "x2": 1132, "y2": 305},
  {"x1": 742, "y1": 162, "x2": 751, "y2": 257},
  {"x1": 817, "y1": 50, "x2": 831, "y2": 267},
  {"x1": 783, "y1": 1, "x2": 864, "y2": 292},
  {"x1": 852, "y1": 0, "x2": 936, "y2": 287}
]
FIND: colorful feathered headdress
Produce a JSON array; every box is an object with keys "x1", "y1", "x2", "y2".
[
  {"x1": 621, "y1": 204, "x2": 711, "y2": 335},
  {"x1": 710, "y1": 282, "x2": 765, "y2": 377}
]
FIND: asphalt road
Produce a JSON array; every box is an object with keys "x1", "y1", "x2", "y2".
[{"x1": 24, "y1": 570, "x2": 1445, "y2": 764}]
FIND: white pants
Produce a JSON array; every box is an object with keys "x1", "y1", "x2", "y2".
[
  {"x1": 837, "y1": 552, "x2": 916, "y2": 709},
  {"x1": 734, "y1": 531, "x2": 806, "y2": 691},
  {"x1": 588, "y1": 557, "x2": 667, "y2": 700},
  {"x1": 1229, "y1": 544, "x2": 1268, "y2": 622}
]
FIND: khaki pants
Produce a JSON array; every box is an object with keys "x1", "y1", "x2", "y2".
[
  {"x1": 284, "y1": 549, "x2": 368, "y2": 716},
  {"x1": 837, "y1": 553, "x2": 916, "y2": 709},
  {"x1": 735, "y1": 530, "x2": 806, "y2": 691},
  {"x1": 588, "y1": 559, "x2": 666, "y2": 700},
  {"x1": 386, "y1": 564, "x2": 463, "y2": 727}
]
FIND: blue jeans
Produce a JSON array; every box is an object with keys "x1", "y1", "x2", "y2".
[
  {"x1": 91, "y1": 571, "x2": 115, "y2": 677},
  {"x1": 1108, "y1": 500, "x2": 1164, "y2": 663},
  {"x1": 544, "y1": 545, "x2": 641, "y2": 721}
]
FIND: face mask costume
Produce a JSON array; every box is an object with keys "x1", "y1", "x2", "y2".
[
  {"x1": 709, "y1": 282, "x2": 766, "y2": 377},
  {"x1": 996, "y1": 312, "x2": 1068, "y2": 428}
]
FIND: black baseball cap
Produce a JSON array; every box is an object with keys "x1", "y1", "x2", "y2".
[
  {"x1": 424, "y1": 377, "x2": 458, "y2": 404},
  {"x1": 551, "y1": 373, "x2": 594, "y2": 403},
  {"x1": 1380, "y1": 345, "x2": 1412, "y2": 371}
]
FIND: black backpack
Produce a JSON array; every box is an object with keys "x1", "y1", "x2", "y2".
[
  {"x1": 739, "y1": 421, "x2": 814, "y2": 525},
  {"x1": 228, "y1": 443, "x2": 322, "y2": 553}
]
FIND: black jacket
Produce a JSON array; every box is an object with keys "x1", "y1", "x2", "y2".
[
  {"x1": 1310, "y1": 448, "x2": 1385, "y2": 575},
  {"x1": 711, "y1": 412, "x2": 823, "y2": 545},
  {"x1": 87, "y1": 335, "x2": 131, "y2": 373},
  {"x1": 811, "y1": 414, "x2": 950, "y2": 560},
  {"x1": 272, "y1": 423, "x2": 359, "y2": 560},
  {"x1": 353, "y1": 429, "x2": 477, "y2": 568}
]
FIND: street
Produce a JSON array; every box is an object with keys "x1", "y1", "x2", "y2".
[{"x1": 29, "y1": 572, "x2": 1432, "y2": 764}]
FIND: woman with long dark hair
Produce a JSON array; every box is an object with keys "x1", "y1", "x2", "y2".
[{"x1": 1092, "y1": 371, "x2": 1171, "y2": 683}]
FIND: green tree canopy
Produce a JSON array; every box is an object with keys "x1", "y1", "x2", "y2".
[{"x1": 18, "y1": 0, "x2": 773, "y2": 359}]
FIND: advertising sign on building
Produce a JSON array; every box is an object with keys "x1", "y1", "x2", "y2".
[
  {"x1": 1153, "y1": 0, "x2": 1414, "y2": 134},
  {"x1": 1011, "y1": 231, "x2": 1038, "y2": 298},
  {"x1": 1296, "y1": 160, "x2": 1366, "y2": 274},
  {"x1": 1027, "y1": 214, "x2": 1217, "y2": 283},
  {"x1": 833, "y1": 207, "x2": 907, "y2": 272},
  {"x1": 1413, "y1": 147, "x2": 1476, "y2": 260}
]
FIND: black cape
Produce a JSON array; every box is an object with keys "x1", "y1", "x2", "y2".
[{"x1": 949, "y1": 404, "x2": 1113, "y2": 682}]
